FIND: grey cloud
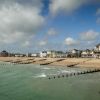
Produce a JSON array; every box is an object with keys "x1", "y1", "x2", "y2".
[
  {"x1": 49, "y1": 0, "x2": 100, "y2": 16},
  {"x1": 49, "y1": 0, "x2": 88, "y2": 16},
  {"x1": 81, "y1": 30, "x2": 99, "y2": 41},
  {"x1": 0, "y1": 0, "x2": 45, "y2": 44}
]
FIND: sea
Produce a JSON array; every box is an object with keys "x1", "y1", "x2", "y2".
[{"x1": 0, "y1": 61, "x2": 100, "y2": 100}]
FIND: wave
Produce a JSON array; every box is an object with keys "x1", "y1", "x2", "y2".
[
  {"x1": 34, "y1": 73, "x2": 47, "y2": 78},
  {"x1": 58, "y1": 70, "x2": 77, "y2": 74},
  {"x1": 42, "y1": 67, "x2": 51, "y2": 70}
]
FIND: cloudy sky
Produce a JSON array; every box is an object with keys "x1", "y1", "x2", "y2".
[{"x1": 0, "y1": 0, "x2": 100, "y2": 53}]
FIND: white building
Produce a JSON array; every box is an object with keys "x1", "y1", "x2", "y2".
[
  {"x1": 31, "y1": 53, "x2": 39, "y2": 57},
  {"x1": 81, "y1": 49, "x2": 93, "y2": 58},
  {"x1": 40, "y1": 51, "x2": 47, "y2": 58},
  {"x1": 47, "y1": 50, "x2": 56, "y2": 58},
  {"x1": 71, "y1": 49, "x2": 82, "y2": 57},
  {"x1": 15, "y1": 54, "x2": 25, "y2": 57},
  {"x1": 93, "y1": 44, "x2": 100, "y2": 58},
  {"x1": 71, "y1": 49, "x2": 78, "y2": 54},
  {"x1": 47, "y1": 50, "x2": 66, "y2": 58},
  {"x1": 95, "y1": 44, "x2": 100, "y2": 51}
]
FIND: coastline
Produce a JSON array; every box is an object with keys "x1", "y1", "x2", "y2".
[{"x1": 0, "y1": 57, "x2": 100, "y2": 68}]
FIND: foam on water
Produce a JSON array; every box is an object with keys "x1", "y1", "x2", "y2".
[
  {"x1": 58, "y1": 70, "x2": 70, "y2": 73},
  {"x1": 42, "y1": 67, "x2": 55, "y2": 70},
  {"x1": 57, "y1": 69, "x2": 80, "y2": 74},
  {"x1": 34, "y1": 73, "x2": 47, "y2": 78},
  {"x1": 42, "y1": 67, "x2": 51, "y2": 70}
]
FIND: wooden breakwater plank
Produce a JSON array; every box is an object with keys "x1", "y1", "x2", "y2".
[
  {"x1": 48, "y1": 69, "x2": 100, "y2": 79},
  {"x1": 56, "y1": 59, "x2": 66, "y2": 62},
  {"x1": 11, "y1": 59, "x2": 47, "y2": 64},
  {"x1": 40, "y1": 61, "x2": 53, "y2": 65},
  {"x1": 67, "y1": 63, "x2": 79, "y2": 67},
  {"x1": 66, "y1": 59, "x2": 92, "y2": 68},
  {"x1": 40, "y1": 59, "x2": 65, "y2": 65},
  {"x1": 32, "y1": 59, "x2": 47, "y2": 64}
]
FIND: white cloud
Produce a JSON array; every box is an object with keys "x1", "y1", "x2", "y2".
[
  {"x1": 47, "y1": 28, "x2": 57, "y2": 35},
  {"x1": 0, "y1": 32, "x2": 24, "y2": 44},
  {"x1": 65, "y1": 37, "x2": 79, "y2": 46},
  {"x1": 0, "y1": 0, "x2": 45, "y2": 44},
  {"x1": 81, "y1": 30, "x2": 99, "y2": 41},
  {"x1": 49, "y1": 0, "x2": 87, "y2": 16},
  {"x1": 39, "y1": 41, "x2": 47, "y2": 46}
]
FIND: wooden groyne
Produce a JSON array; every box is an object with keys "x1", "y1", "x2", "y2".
[
  {"x1": 67, "y1": 59, "x2": 92, "y2": 68},
  {"x1": 40, "y1": 61, "x2": 53, "y2": 65},
  {"x1": 67, "y1": 63, "x2": 79, "y2": 67},
  {"x1": 9, "y1": 58, "x2": 68, "y2": 65},
  {"x1": 9, "y1": 59, "x2": 47, "y2": 65},
  {"x1": 11, "y1": 61, "x2": 33, "y2": 64},
  {"x1": 32, "y1": 59, "x2": 47, "y2": 63},
  {"x1": 56, "y1": 59, "x2": 65, "y2": 62},
  {"x1": 48, "y1": 68, "x2": 100, "y2": 80},
  {"x1": 40, "y1": 59, "x2": 65, "y2": 65},
  {"x1": 40, "y1": 58, "x2": 92, "y2": 67}
]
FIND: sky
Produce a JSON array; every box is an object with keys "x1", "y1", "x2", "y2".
[{"x1": 0, "y1": 0, "x2": 100, "y2": 53}]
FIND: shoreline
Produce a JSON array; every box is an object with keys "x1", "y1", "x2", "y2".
[{"x1": 0, "y1": 57, "x2": 100, "y2": 68}]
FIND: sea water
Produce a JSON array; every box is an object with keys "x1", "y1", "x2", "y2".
[{"x1": 0, "y1": 62, "x2": 100, "y2": 100}]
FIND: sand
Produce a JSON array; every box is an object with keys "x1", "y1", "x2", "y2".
[{"x1": 0, "y1": 57, "x2": 100, "y2": 68}]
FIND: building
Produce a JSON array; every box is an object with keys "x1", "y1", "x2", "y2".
[
  {"x1": 93, "y1": 51, "x2": 100, "y2": 58},
  {"x1": 26, "y1": 53, "x2": 32, "y2": 57},
  {"x1": 55, "y1": 51, "x2": 66, "y2": 58},
  {"x1": 40, "y1": 51, "x2": 47, "y2": 58},
  {"x1": 47, "y1": 50, "x2": 66, "y2": 58},
  {"x1": 8, "y1": 53, "x2": 15, "y2": 57},
  {"x1": 14, "y1": 53, "x2": 25, "y2": 57},
  {"x1": 0, "y1": 50, "x2": 8, "y2": 57},
  {"x1": 31, "y1": 53, "x2": 39, "y2": 57},
  {"x1": 95, "y1": 43, "x2": 100, "y2": 51},
  {"x1": 70, "y1": 49, "x2": 82, "y2": 57},
  {"x1": 40, "y1": 50, "x2": 66, "y2": 58},
  {"x1": 47, "y1": 50, "x2": 56, "y2": 58},
  {"x1": 81, "y1": 49, "x2": 94, "y2": 58},
  {"x1": 93, "y1": 44, "x2": 100, "y2": 58}
]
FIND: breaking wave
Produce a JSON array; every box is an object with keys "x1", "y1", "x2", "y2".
[
  {"x1": 34, "y1": 73, "x2": 47, "y2": 78},
  {"x1": 42, "y1": 67, "x2": 52, "y2": 70},
  {"x1": 58, "y1": 70, "x2": 77, "y2": 74}
]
